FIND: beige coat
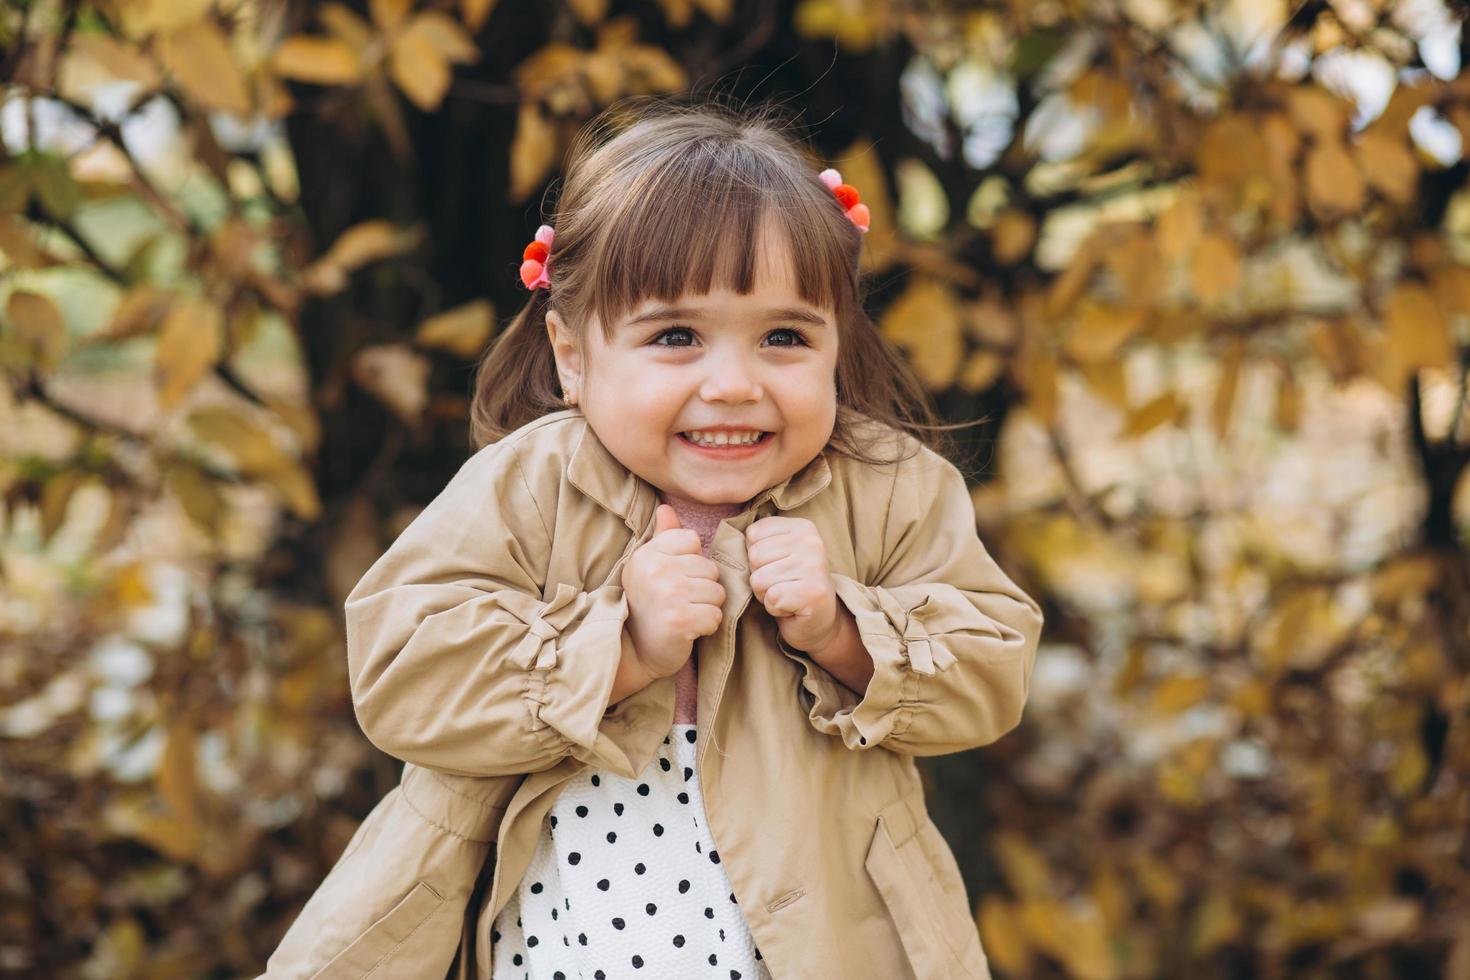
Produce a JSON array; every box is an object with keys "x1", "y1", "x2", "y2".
[{"x1": 264, "y1": 409, "x2": 1043, "y2": 980}]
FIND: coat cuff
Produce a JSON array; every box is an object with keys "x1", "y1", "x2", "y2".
[
  {"x1": 779, "y1": 572, "x2": 954, "y2": 750},
  {"x1": 519, "y1": 583, "x2": 673, "y2": 779}
]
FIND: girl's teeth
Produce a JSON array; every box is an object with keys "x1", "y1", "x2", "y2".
[{"x1": 685, "y1": 431, "x2": 761, "y2": 446}]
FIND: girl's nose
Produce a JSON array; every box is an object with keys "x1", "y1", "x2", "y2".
[{"x1": 700, "y1": 355, "x2": 762, "y2": 403}]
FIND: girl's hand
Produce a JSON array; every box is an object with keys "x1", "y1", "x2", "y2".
[
  {"x1": 622, "y1": 505, "x2": 725, "y2": 679},
  {"x1": 746, "y1": 516, "x2": 841, "y2": 654}
]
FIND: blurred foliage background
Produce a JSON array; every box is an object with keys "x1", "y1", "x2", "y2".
[{"x1": 3, "y1": 0, "x2": 1470, "y2": 976}]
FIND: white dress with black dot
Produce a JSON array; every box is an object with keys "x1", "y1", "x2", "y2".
[{"x1": 490, "y1": 724, "x2": 772, "y2": 979}]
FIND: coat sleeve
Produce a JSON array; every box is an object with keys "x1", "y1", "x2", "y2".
[
  {"x1": 345, "y1": 441, "x2": 671, "y2": 781},
  {"x1": 781, "y1": 445, "x2": 1044, "y2": 755}
]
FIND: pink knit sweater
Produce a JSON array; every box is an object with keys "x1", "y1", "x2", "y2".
[{"x1": 656, "y1": 492, "x2": 742, "y2": 723}]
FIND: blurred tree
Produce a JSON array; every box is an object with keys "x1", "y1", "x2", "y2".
[{"x1": 2, "y1": 0, "x2": 1470, "y2": 977}]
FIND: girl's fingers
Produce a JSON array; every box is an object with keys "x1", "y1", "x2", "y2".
[
  {"x1": 672, "y1": 553, "x2": 722, "y2": 579},
  {"x1": 684, "y1": 577, "x2": 726, "y2": 606}
]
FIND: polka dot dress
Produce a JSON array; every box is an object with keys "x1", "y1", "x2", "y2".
[{"x1": 491, "y1": 725, "x2": 773, "y2": 979}]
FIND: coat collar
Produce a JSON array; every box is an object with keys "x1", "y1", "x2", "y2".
[{"x1": 562, "y1": 410, "x2": 833, "y2": 530}]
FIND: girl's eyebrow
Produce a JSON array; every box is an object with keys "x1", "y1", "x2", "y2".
[{"x1": 622, "y1": 306, "x2": 828, "y2": 328}]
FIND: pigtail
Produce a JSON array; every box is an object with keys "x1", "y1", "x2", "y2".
[{"x1": 469, "y1": 287, "x2": 562, "y2": 449}]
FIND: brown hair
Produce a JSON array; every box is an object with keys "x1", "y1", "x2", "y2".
[{"x1": 471, "y1": 98, "x2": 974, "y2": 468}]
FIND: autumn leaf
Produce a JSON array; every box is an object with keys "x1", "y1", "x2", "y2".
[
  {"x1": 4, "y1": 290, "x2": 67, "y2": 371},
  {"x1": 1305, "y1": 139, "x2": 1366, "y2": 220},
  {"x1": 510, "y1": 102, "x2": 559, "y2": 203},
  {"x1": 1190, "y1": 233, "x2": 1242, "y2": 306},
  {"x1": 880, "y1": 278, "x2": 965, "y2": 389},
  {"x1": 991, "y1": 209, "x2": 1036, "y2": 265},
  {"x1": 155, "y1": 20, "x2": 252, "y2": 115},
  {"x1": 415, "y1": 299, "x2": 495, "y2": 359},
  {"x1": 1355, "y1": 128, "x2": 1419, "y2": 205},
  {"x1": 1123, "y1": 392, "x2": 1183, "y2": 438},
  {"x1": 1386, "y1": 282, "x2": 1454, "y2": 375},
  {"x1": 351, "y1": 343, "x2": 430, "y2": 424},
  {"x1": 154, "y1": 298, "x2": 223, "y2": 410},
  {"x1": 462, "y1": 0, "x2": 499, "y2": 31},
  {"x1": 273, "y1": 36, "x2": 365, "y2": 85},
  {"x1": 302, "y1": 220, "x2": 426, "y2": 295}
]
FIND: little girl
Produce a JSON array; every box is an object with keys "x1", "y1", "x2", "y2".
[{"x1": 267, "y1": 103, "x2": 1043, "y2": 980}]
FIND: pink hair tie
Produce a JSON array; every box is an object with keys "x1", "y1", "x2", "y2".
[
  {"x1": 519, "y1": 224, "x2": 554, "y2": 289},
  {"x1": 819, "y1": 169, "x2": 870, "y2": 233}
]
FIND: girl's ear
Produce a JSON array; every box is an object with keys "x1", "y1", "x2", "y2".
[{"x1": 545, "y1": 310, "x2": 582, "y2": 405}]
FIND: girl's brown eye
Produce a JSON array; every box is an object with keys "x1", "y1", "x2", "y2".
[
  {"x1": 767, "y1": 328, "x2": 809, "y2": 347},
  {"x1": 651, "y1": 327, "x2": 695, "y2": 346}
]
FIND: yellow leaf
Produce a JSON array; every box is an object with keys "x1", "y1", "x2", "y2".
[
  {"x1": 880, "y1": 278, "x2": 964, "y2": 389},
  {"x1": 95, "y1": 286, "x2": 173, "y2": 344},
  {"x1": 1305, "y1": 139, "x2": 1366, "y2": 220},
  {"x1": 273, "y1": 36, "x2": 364, "y2": 85},
  {"x1": 1014, "y1": 343, "x2": 1058, "y2": 426},
  {"x1": 321, "y1": 3, "x2": 376, "y2": 48},
  {"x1": 978, "y1": 898, "x2": 1033, "y2": 975},
  {"x1": 352, "y1": 343, "x2": 430, "y2": 424},
  {"x1": 1190, "y1": 233, "x2": 1242, "y2": 306},
  {"x1": 39, "y1": 470, "x2": 86, "y2": 541},
  {"x1": 1287, "y1": 86, "x2": 1348, "y2": 142},
  {"x1": 1045, "y1": 234, "x2": 1101, "y2": 318},
  {"x1": 568, "y1": 0, "x2": 609, "y2": 25},
  {"x1": 389, "y1": 27, "x2": 451, "y2": 111},
  {"x1": 66, "y1": 32, "x2": 162, "y2": 88},
  {"x1": 990, "y1": 209, "x2": 1035, "y2": 265},
  {"x1": 832, "y1": 140, "x2": 897, "y2": 272},
  {"x1": 156, "y1": 21, "x2": 252, "y2": 115},
  {"x1": 510, "y1": 102, "x2": 558, "y2": 203},
  {"x1": 1156, "y1": 187, "x2": 1202, "y2": 260},
  {"x1": 407, "y1": 11, "x2": 480, "y2": 63},
  {"x1": 1151, "y1": 675, "x2": 1210, "y2": 716},
  {"x1": 304, "y1": 220, "x2": 425, "y2": 294},
  {"x1": 794, "y1": 0, "x2": 878, "y2": 49},
  {"x1": 462, "y1": 0, "x2": 498, "y2": 32},
  {"x1": 620, "y1": 44, "x2": 687, "y2": 95},
  {"x1": 188, "y1": 407, "x2": 289, "y2": 476},
  {"x1": 186, "y1": 407, "x2": 321, "y2": 518},
  {"x1": 582, "y1": 51, "x2": 625, "y2": 106},
  {"x1": 1122, "y1": 391, "x2": 1182, "y2": 438},
  {"x1": 4, "y1": 290, "x2": 67, "y2": 370},
  {"x1": 158, "y1": 719, "x2": 200, "y2": 830},
  {"x1": 261, "y1": 460, "x2": 323, "y2": 520},
  {"x1": 155, "y1": 298, "x2": 223, "y2": 410},
  {"x1": 694, "y1": 0, "x2": 733, "y2": 21},
  {"x1": 165, "y1": 462, "x2": 226, "y2": 535},
  {"x1": 992, "y1": 831, "x2": 1054, "y2": 898},
  {"x1": 1052, "y1": 904, "x2": 1118, "y2": 980},
  {"x1": 1061, "y1": 302, "x2": 1145, "y2": 364},
  {"x1": 1276, "y1": 363, "x2": 1300, "y2": 432},
  {"x1": 1431, "y1": 265, "x2": 1470, "y2": 317},
  {"x1": 1078, "y1": 359, "x2": 1129, "y2": 409},
  {"x1": 415, "y1": 299, "x2": 495, "y2": 359},
  {"x1": 0, "y1": 215, "x2": 57, "y2": 269},
  {"x1": 1386, "y1": 282, "x2": 1453, "y2": 373},
  {"x1": 370, "y1": 0, "x2": 415, "y2": 33},
  {"x1": 1213, "y1": 339, "x2": 1243, "y2": 438},
  {"x1": 958, "y1": 350, "x2": 1004, "y2": 393},
  {"x1": 1356, "y1": 129, "x2": 1418, "y2": 204}
]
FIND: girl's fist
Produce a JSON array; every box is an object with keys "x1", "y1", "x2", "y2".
[
  {"x1": 746, "y1": 515, "x2": 841, "y2": 654},
  {"x1": 621, "y1": 504, "x2": 726, "y2": 679}
]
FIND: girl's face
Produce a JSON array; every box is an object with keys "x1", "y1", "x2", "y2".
[{"x1": 546, "y1": 225, "x2": 839, "y2": 506}]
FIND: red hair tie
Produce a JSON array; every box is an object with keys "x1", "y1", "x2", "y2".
[
  {"x1": 819, "y1": 169, "x2": 870, "y2": 233},
  {"x1": 519, "y1": 224, "x2": 554, "y2": 289}
]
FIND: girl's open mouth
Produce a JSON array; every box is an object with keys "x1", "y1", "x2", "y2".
[{"x1": 676, "y1": 431, "x2": 773, "y2": 457}]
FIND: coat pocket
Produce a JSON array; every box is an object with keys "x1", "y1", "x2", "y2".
[
  {"x1": 311, "y1": 880, "x2": 445, "y2": 980},
  {"x1": 863, "y1": 797, "x2": 989, "y2": 980}
]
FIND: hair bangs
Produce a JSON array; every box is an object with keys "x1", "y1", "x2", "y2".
[{"x1": 585, "y1": 139, "x2": 859, "y2": 335}]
